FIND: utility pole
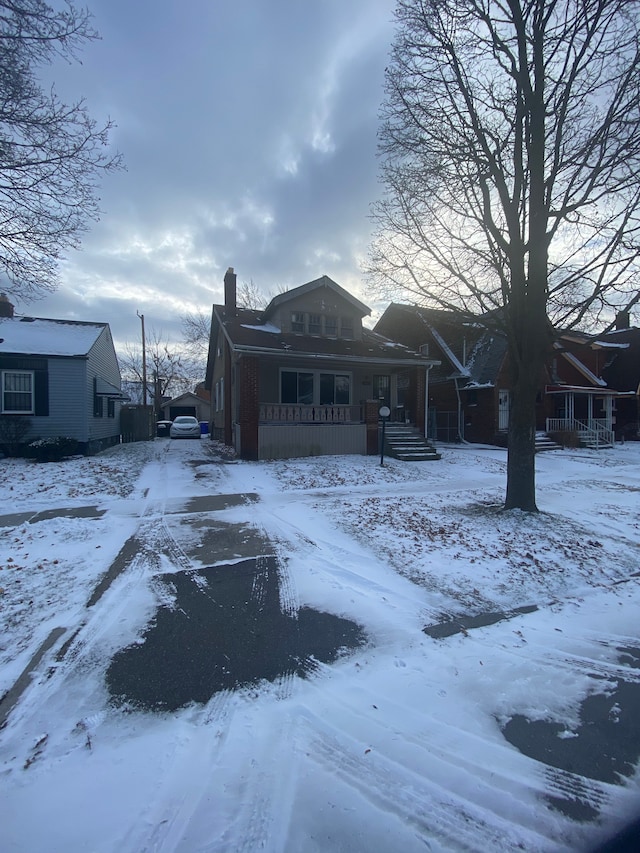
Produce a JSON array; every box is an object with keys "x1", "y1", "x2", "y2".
[{"x1": 137, "y1": 311, "x2": 147, "y2": 406}]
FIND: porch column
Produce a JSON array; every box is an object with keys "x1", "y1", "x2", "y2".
[
  {"x1": 416, "y1": 366, "x2": 430, "y2": 437},
  {"x1": 605, "y1": 395, "x2": 612, "y2": 428},
  {"x1": 239, "y1": 356, "x2": 259, "y2": 460}
]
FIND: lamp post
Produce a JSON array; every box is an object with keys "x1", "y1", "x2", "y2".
[{"x1": 379, "y1": 405, "x2": 390, "y2": 466}]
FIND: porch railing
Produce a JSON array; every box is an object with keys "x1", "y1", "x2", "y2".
[
  {"x1": 259, "y1": 403, "x2": 362, "y2": 424},
  {"x1": 545, "y1": 418, "x2": 615, "y2": 449}
]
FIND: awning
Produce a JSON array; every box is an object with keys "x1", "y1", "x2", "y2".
[{"x1": 95, "y1": 377, "x2": 130, "y2": 400}]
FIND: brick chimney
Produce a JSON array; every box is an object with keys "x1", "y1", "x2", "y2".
[
  {"x1": 224, "y1": 267, "x2": 237, "y2": 315},
  {"x1": 0, "y1": 293, "x2": 14, "y2": 318},
  {"x1": 616, "y1": 311, "x2": 630, "y2": 330}
]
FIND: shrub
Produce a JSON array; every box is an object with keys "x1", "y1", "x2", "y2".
[
  {"x1": 0, "y1": 415, "x2": 32, "y2": 456},
  {"x1": 27, "y1": 436, "x2": 80, "y2": 462},
  {"x1": 549, "y1": 430, "x2": 580, "y2": 448}
]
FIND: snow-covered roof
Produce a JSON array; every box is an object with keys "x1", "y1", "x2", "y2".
[{"x1": 0, "y1": 317, "x2": 106, "y2": 357}]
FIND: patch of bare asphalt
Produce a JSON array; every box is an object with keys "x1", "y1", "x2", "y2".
[
  {"x1": 501, "y1": 647, "x2": 640, "y2": 821},
  {"x1": 106, "y1": 556, "x2": 367, "y2": 712}
]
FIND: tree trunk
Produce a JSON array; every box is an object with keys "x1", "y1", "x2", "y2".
[{"x1": 505, "y1": 379, "x2": 538, "y2": 511}]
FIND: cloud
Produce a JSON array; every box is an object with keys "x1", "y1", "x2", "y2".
[{"x1": 34, "y1": 0, "x2": 396, "y2": 354}]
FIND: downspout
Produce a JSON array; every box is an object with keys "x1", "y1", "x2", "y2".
[
  {"x1": 424, "y1": 364, "x2": 432, "y2": 439},
  {"x1": 454, "y1": 377, "x2": 464, "y2": 442}
]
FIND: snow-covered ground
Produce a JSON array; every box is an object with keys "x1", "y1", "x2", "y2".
[{"x1": 1, "y1": 438, "x2": 639, "y2": 852}]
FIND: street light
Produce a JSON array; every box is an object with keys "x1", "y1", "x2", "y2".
[{"x1": 379, "y1": 405, "x2": 390, "y2": 466}]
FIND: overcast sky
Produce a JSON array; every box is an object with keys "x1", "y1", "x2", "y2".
[{"x1": 20, "y1": 0, "x2": 397, "y2": 351}]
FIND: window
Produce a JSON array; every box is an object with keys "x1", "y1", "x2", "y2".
[
  {"x1": 340, "y1": 316, "x2": 354, "y2": 338},
  {"x1": 291, "y1": 312, "x2": 305, "y2": 333},
  {"x1": 107, "y1": 398, "x2": 115, "y2": 418},
  {"x1": 324, "y1": 315, "x2": 337, "y2": 336},
  {"x1": 215, "y1": 377, "x2": 224, "y2": 412},
  {"x1": 320, "y1": 373, "x2": 350, "y2": 405},
  {"x1": 281, "y1": 370, "x2": 313, "y2": 404},
  {"x1": 308, "y1": 314, "x2": 321, "y2": 335},
  {"x1": 1, "y1": 370, "x2": 34, "y2": 413}
]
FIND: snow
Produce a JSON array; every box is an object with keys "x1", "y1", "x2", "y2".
[
  {"x1": 0, "y1": 317, "x2": 105, "y2": 356},
  {"x1": 240, "y1": 322, "x2": 282, "y2": 334},
  {"x1": 1, "y1": 438, "x2": 639, "y2": 852}
]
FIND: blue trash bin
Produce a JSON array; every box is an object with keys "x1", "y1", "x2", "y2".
[{"x1": 200, "y1": 421, "x2": 209, "y2": 435}]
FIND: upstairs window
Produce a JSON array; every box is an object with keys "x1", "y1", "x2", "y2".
[
  {"x1": 1, "y1": 370, "x2": 34, "y2": 413},
  {"x1": 308, "y1": 314, "x2": 321, "y2": 335},
  {"x1": 291, "y1": 312, "x2": 305, "y2": 333},
  {"x1": 340, "y1": 316, "x2": 354, "y2": 338},
  {"x1": 324, "y1": 315, "x2": 337, "y2": 336}
]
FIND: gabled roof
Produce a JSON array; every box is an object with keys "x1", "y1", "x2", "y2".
[
  {"x1": 374, "y1": 303, "x2": 507, "y2": 386},
  {"x1": 165, "y1": 391, "x2": 207, "y2": 406},
  {"x1": 263, "y1": 275, "x2": 370, "y2": 319},
  {"x1": 0, "y1": 316, "x2": 107, "y2": 357},
  {"x1": 211, "y1": 304, "x2": 438, "y2": 367}
]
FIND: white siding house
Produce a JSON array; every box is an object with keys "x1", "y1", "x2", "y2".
[{"x1": 0, "y1": 296, "x2": 126, "y2": 454}]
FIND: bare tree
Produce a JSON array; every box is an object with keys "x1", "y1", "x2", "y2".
[
  {"x1": 238, "y1": 278, "x2": 269, "y2": 310},
  {"x1": 368, "y1": 0, "x2": 640, "y2": 511},
  {"x1": 181, "y1": 310, "x2": 210, "y2": 361},
  {"x1": 0, "y1": 0, "x2": 122, "y2": 302},
  {"x1": 180, "y1": 278, "x2": 273, "y2": 359},
  {"x1": 119, "y1": 331, "x2": 202, "y2": 415}
]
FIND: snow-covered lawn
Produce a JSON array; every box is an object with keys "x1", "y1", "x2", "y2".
[{"x1": 1, "y1": 438, "x2": 639, "y2": 852}]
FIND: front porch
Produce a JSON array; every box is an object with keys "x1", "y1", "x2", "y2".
[
  {"x1": 545, "y1": 385, "x2": 617, "y2": 449},
  {"x1": 545, "y1": 418, "x2": 615, "y2": 449}
]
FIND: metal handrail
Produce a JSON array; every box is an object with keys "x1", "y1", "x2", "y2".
[{"x1": 545, "y1": 418, "x2": 614, "y2": 449}]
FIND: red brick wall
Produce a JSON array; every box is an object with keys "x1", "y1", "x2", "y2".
[
  {"x1": 364, "y1": 399, "x2": 380, "y2": 455},
  {"x1": 239, "y1": 356, "x2": 259, "y2": 460}
]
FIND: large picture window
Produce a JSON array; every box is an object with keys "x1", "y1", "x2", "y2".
[
  {"x1": 281, "y1": 370, "x2": 313, "y2": 404},
  {"x1": 1, "y1": 370, "x2": 34, "y2": 413},
  {"x1": 320, "y1": 373, "x2": 350, "y2": 405},
  {"x1": 281, "y1": 370, "x2": 351, "y2": 406}
]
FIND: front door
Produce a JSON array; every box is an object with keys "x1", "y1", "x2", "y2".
[
  {"x1": 373, "y1": 375, "x2": 391, "y2": 408},
  {"x1": 498, "y1": 389, "x2": 510, "y2": 431}
]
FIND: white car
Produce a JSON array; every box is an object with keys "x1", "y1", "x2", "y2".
[{"x1": 169, "y1": 416, "x2": 201, "y2": 439}]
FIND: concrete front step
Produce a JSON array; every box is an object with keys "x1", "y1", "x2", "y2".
[
  {"x1": 535, "y1": 432, "x2": 562, "y2": 452},
  {"x1": 382, "y1": 425, "x2": 441, "y2": 461}
]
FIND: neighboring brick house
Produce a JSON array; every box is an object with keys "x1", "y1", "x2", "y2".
[
  {"x1": 0, "y1": 293, "x2": 126, "y2": 454},
  {"x1": 557, "y1": 313, "x2": 639, "y2": 441},
  {"x1": 375, "y1": 304, "x2": 510, "y2": 444},
  {"x1": 204, "y1": 270, "x2": 439, "y2": 460},
  {"x1": 375, "y1": 303, "x2": 622, "y2": 448}
]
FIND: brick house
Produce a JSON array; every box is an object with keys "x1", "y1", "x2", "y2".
[
  {"x1": 375, "y1": 303, "x2": 622, "y2": 448},
  {"x1": 204, "y1": 270, "x2": 439, "y2": 460},
  {"x1": 555, "y1": 313, "x2": 639, "y2": 442}
]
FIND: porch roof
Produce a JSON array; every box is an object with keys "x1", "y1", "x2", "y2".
[{"x1": 545, "y1": 384, "x2": 619, "y2": 395}]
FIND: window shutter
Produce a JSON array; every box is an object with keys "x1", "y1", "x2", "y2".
[{"x1": 34, "y1": 369, "x2": 49, "y2": 416}]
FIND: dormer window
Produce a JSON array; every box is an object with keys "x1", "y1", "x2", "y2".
[
  {"x1": 308, "y1": 314, "x2": 321, "y2": 335},
  {"x1": 291, "y1": 312, "x2": 305, "y2": 333},
  {"x1": 340, "y1": 316, "x2": 354, "y2": 338},
  {"x1": 324, "y1": 315, "x2": 337, "y2": 336}
]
